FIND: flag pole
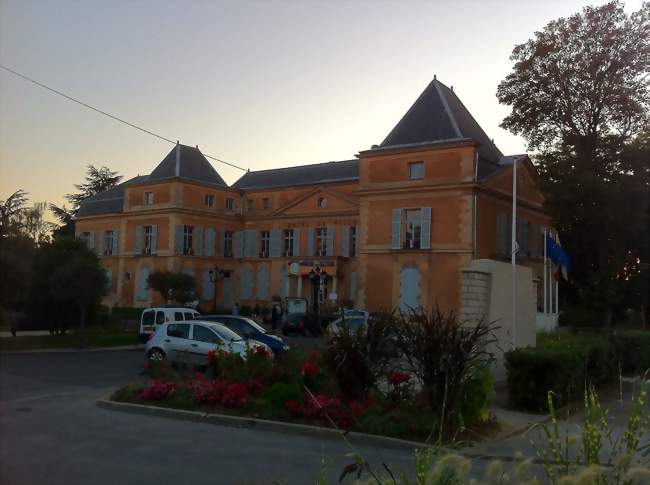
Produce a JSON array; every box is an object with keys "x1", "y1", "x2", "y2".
[
  {"x1": 544, "y1": 228, "x2": 548, "y2": 314},
  {"x1": 511, "y1": 158, "x2": 518, "y2": 349},
  {"x1": 554, "y1": 232, "x2": 559, "y2": 314}
]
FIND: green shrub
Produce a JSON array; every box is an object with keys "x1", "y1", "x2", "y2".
[
  {"x1": 112, "y1": 383, "x2": 143, "y2": 402},
  {"x1": 613, "y1": 331, "x2": 650, "y2": 376},
  {"x1": 259, "y1": 382, "x2": 303, "y2": 416},
  {"x1": 110, "y1": 306, "x2": 142, "y2": 320},
  {"x1": 505, "y1": 334, "x2": 616, "y2": 412},
  {"x1": 459, "y1": 366, "x2": 493, "y2": 428}
]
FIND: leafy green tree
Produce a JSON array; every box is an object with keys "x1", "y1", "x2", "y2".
[
  {"x1": 497, "y1": 1, "x2": 650, "y2": 325},
  {"x1": 29, "y1": 238, "x2": 107, "y2": 337},
  {"x1": 51, "y1": 165, "x2": 122, "y2": 238},
  {"x1": 147, "y1": 270, "x2": 197, "y2": 305}
]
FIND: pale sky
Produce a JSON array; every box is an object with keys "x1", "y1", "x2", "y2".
[{"x1": 0, "y1": 0, "x2": 643, "y2": 215}]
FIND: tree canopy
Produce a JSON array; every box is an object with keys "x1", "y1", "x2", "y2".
[{"x1": 497, "y1": 1, "x2": 649, "y2": 324}]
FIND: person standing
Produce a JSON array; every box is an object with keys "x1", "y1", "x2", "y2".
[{"x1": 271, "y1": 304, "x2": 279, "y2": 332}]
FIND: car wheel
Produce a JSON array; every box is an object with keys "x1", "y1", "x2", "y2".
[{"x1": 148, "y1": 348, "x2": 166, "y2": 361}]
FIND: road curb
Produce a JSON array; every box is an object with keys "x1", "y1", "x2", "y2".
[
  {"x1": 96, "y1": 398, "x2": 436, "y2": 451},
  {"x1": 1, "y1": 345, "x2": 145, "y2": 354}
]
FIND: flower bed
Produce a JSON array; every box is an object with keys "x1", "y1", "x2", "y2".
[{"x1": 112, "y1": 309, "x2": 495, "y2": 442}]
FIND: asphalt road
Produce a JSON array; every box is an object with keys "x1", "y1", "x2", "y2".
[{"x1": 0, "y1": 350, "x2": 416, "y2": 485}]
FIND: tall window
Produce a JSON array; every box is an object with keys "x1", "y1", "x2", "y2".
[
  {"x1": 350, "y1": 226, "x2": 357, "y2": 257},
  {"x1": 224, "y1": 230, "x2": 233, "y2": 258},
  {"x1": 260, "y1": 230, "x2": 270, "y2": 258},
  {"x1": 316, "y1": 228, "x2": 327, "y2": 256},
  {"x1": 143, "y1": 225, "x2": 153, "y2": 255},
  {"x1": 283, "y1": 229, "x2": 294, "y2": 257},
  {"x1": 262, "y1": 198, "x2": 270, "y2": 209},
  {"x1": 247, "y1": 198, "x2": 253, "y2": 210},
  {"x1": 183, "y1": 225, "x2": 194, "y2": 255},
  {"x1": 409, "y1": 161, "x2": 424, "y2": 180},
  {"x1": 104, "y1": 230, "x2": 115, "y2": 256},
  {"x1": 403, "y1": 209, "x2": 422, "y2": 249},
  {"x1": 204, "y1": 194, "x2": 214, "y2": 207},
  {"x1": 144, "y1": 192, "x2": 154, "y2": 205},
  {"x1": 225, "y1": 198, "x2": 234, "y2": 210}
]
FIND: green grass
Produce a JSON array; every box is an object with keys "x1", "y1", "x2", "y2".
[{"x1": 0, "y1": 330, "x2": 140, "y2": 351}]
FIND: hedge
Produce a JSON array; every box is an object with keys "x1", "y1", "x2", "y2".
[
  {"x1": 612, "y1": 331, "x2": 650, "y2": 376},
  {"x1": 505, "y1": 334, "x2": 616, "y2": 413},
  {"x1": 506, "y1": 330, "x2": 650, "y2": 413}
]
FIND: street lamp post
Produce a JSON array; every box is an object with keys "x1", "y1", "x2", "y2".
[{"x1": 208, "y1": 267, "x2": 220, "y2": 314}]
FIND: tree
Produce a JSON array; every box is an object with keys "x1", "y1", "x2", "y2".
[
  {"x1": 29, "y1": 238, "x2": 107, "y2": 336},
  {"x1": 51, "y1": 165, "x2": 123, "y2": 238},
  {"x1": 17, "y1": 202, "x2": 56, "y2": 244},
  {"x1": 497, "y1": 1, "x2": 650, "y2": 325},
  {"x1": 0, "y1": 189, "x2": 27, "y2": 238},
  {"x1": 147, "y1": 270, "x2": 196, "y2": 305}
]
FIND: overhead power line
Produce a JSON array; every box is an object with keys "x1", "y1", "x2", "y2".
[{"x1": 0, "y1": 64, "x2": 248, "y2": 172}]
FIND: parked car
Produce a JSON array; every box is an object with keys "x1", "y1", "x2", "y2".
[
  {"x1": 326, "y1": 316, "x2": 368, "y2": 336},
  {"x1": 145, "y1": 320, "x2": 271, "y2": 365},
  {"x1": 139, "y1": 307, "x2": 200, "y2": 340},
  {"x1": 281, "y1": 297, "x2": 309, "y2": 336},
  {"x1": 197, "y1": 315, "x2": 290, "y2": 355}
]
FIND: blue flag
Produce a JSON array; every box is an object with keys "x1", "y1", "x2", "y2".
[{"x1": 545, "y1": 234, "x2": 571, "y2": 280}]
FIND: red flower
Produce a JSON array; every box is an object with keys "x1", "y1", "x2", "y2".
[
  {"x1": 207, "y1": 350, "x2": 219, "y2": 365},
  {"x1": 349, "y1": 400, "x2": 371, "y2": 418},
  {"x1": 222, "y1": 383, "x2": 249, "y2": 408},
  {"x1": 190, "y1": 378, "x2": 228, "y2": 404},
  {"x1": 285, "y1": 399, "x2": 299, "y2": 416},
  {"x1": 253, "y1": 346, "x2": 271, "y2": 359},
  {"x1": 301, "y1": 360, "x2": 318, "y2": 379},
  {"x1": 307, "y1": 350, "x2": 321, "y2": 363},
  {"x1": 387, "y1": 372, "x2": 410, "y2": 386},
  {"x1": 246, "y1": 378, "x2": 265, "y2": 395},
  {"x1": 140, "y1": 380, "x2": 176, "y2": 401}
]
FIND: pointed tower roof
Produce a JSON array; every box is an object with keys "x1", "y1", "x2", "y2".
[
  {"x1": 380, "y1": 78, "x2": 503, "y2": 163},
  {"x1": 148, "y1": 143, "x2": 227, "y2": 186}
]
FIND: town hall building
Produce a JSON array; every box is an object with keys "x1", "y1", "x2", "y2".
[{"x1": 75, "y1": 78, "x2": 551, "y2": 316}]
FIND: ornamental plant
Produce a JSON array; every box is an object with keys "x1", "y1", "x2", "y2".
[
  {"x1": 386, "y1": 371, "x2": 411, "y2": 403},
  {"x1": 140, "y1": 380, "x2": 176, "y2": 401}
]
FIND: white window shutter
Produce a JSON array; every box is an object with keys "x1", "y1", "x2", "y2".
[
  {"x1": 112, "y1": 230, "x2": 119, "y2": 255},
  {"x1": 342, "y1": 225, "x2": 350, "y2": 257},
  {"x1": 135, "y1": 226, "x2": 142, "y2": 255},
  {"x1": 194, "y1": 226, "x2": 203, "y2": 256},
  {"x1": 270, "y1": 229, "x2": 281, "y2": 257},
  {"x1": 420, "y1": 207, "x2": 431, "y2": 249},
  {"x1": 326, "y1": 225, "x2": 334, "y2": 256},
  {"x1": 293, "y1": 228, "x2": 301, "y2": 257},
  {"x1": 307, "y1": 228, "x2": 315, "y2": 256},
  {"x1": 98, "y1": 232, "x2": 104, "y2": 256},
  {"x1": 391, "y1": 209, "x2": 401, "y2": 249},
  {"x1": 151, "y1": 225, "x2": 158, "y2": 255},
  {"x1": 234, "y1": 231, "x2": 243, "y2": 258}
]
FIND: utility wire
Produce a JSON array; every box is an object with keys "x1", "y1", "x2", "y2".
[{"x1": 0, "y1": 64, "x2": 248, "y2": 172}]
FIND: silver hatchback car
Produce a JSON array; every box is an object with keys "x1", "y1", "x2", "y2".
[{"x1": 145, "y1": 320, "x2": 271, "y2": 366}]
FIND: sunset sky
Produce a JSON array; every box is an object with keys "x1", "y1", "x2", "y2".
[{"x1": 1, "y1": 0, "x2": 642, "y2": 217}]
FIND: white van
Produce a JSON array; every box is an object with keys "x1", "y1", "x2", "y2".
[{"x1": 139, "y1": 307, "x2": 201, "y2": 339}]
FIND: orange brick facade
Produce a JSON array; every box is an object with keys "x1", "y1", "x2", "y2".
[{"x1": 75, "y1": 79, "x2": 552, "y2": 314}]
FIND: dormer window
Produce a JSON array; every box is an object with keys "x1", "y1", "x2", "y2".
[
  {"x1": 247, "y1": 198, "x2": 254, "y2": 210},
  {"x1": 144, "y1": 192, "x2": 154, "y2": 205},
  {"x1": 262, "y1": 198, "x2": 270, "y2": 209},
  {"x1": 409, "y1": 162, "x2": 424, "y2": 180},
  {"x1": 225, "y1": 198, "x2": 234, "y2": 210},
  {"x1": 317, "y1": 197, "x2": 327, "y2": 209}
]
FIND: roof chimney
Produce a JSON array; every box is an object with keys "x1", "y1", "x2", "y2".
[
  {"x1": 433, "y1": 74, "x2": 437, "y2": 80},
  {"x1": 451, "y1": 85, "x2": 454, "y2": 91}
]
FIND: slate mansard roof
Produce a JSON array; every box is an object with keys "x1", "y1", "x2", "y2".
[
  {"x1": 379, "y1": 78, "x2": 504, "y2": 164},
  {"x1": 149, "y1": 144, "x2": 227, "y2": 187},
  {"x1": 232, "y1": 160, "x2": 358, "y2": 190}
]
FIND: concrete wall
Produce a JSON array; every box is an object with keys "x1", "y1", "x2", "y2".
[{"x1": 460, "y1": 259, "x2": 537, "y2": 381}]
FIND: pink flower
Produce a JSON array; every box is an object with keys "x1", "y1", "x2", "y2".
[{"x1": 140, "y1": 380, "x2": 176, "y2": 401}]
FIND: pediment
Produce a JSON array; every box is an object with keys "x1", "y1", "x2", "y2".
[
  {"x1": 273, "y1": 186, "x2": 359, "y2": 216},
  {"x1": 486, "y1": 162, "x2": 545, "y2": 205}
]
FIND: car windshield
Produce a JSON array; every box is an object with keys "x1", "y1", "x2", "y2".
[
  {"x1": 343, "y1": 318, "x2": 366, "y2": 331},
  {"x1": 206, "y1": 323, "x2": 242, "y2": 342},
  {"x1": 238, "y1": 318, "x2": 266, "y2": 335}
]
